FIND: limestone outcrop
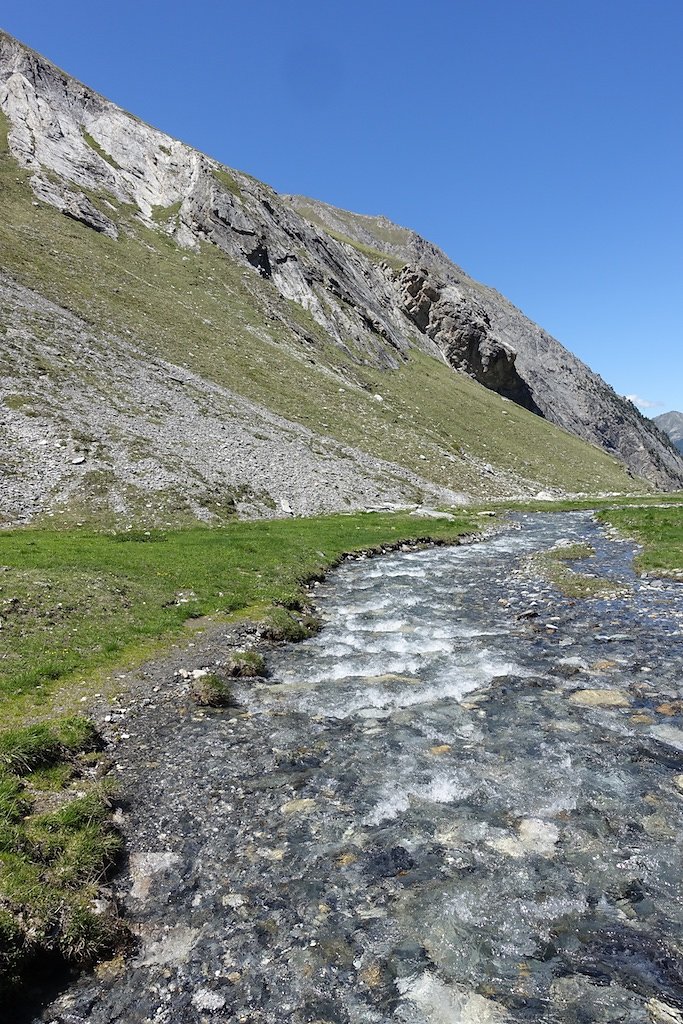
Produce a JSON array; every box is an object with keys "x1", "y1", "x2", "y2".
[{"x1": 397, "y1": 267, "x2": 540, "y2": 413}]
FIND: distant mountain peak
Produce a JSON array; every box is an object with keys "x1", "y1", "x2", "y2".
[{"x1": 654, "y1": 411, "x2": 683, "y2": 453}]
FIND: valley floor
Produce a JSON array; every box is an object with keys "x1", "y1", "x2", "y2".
[{"x1": 0, "y1": 500, "x2": 681, "y2": 1011}]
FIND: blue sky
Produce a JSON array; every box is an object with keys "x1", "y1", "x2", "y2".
[{"x1": 3, "y1": 1, "x2": 682, "y2": 413}]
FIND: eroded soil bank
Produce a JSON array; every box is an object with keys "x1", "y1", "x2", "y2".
[{"x1": 33, "y1": 513, "x2": 683, "y2": 1023}]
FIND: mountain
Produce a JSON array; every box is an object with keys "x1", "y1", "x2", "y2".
[
  {"x1": 654, "y1": 412, "x2": 683, "y2": 454},
  {"x1": 1, "y1": 30, "x2": 681, "y2": 526}
]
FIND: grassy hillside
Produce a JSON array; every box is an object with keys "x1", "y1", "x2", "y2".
[{"x1": 0, "y1": 111, "x2": 642, "y2": 507}]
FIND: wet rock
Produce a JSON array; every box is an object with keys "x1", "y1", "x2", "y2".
[
  {"x1": 568, "y1": 688, "x2": 631, "y2": 707},
  {"x1": 366, "y1": 845, "x2": 415, "y2": 878},
  {"x1": 129, "y1": 851, "x2": 180, "y2": 902},
  {"x1": 396, "y1": 972, "x2": 508, "y2": 1023},
  {"x1": 649, "y1": 724, "x2": 683, "y2": 751},
  {"x1": 191, "y1": 988, "x2": 226, "y2": 1013},
  {"x1": 280, "y1": 797, "x2": 316, "y2": 814},
  {"x1": 648, "y1": 998, "x2": 683, "y2": 1024}
]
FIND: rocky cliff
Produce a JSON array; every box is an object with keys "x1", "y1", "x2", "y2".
[
  {"x1": 654, "y1": 412, "x2": 683, "y2": 454},
  {"x1": 0, "y1": 30, "x2": 680, "y2": 526},
  {"x1": 286, "y1": 196, "x2": 683, "y2": 490}
]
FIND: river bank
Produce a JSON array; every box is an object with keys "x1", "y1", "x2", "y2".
[{"x1": 20, "y1": 509, "x2": 683, "y2": 1023}]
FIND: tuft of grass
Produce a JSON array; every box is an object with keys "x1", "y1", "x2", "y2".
[
  {"x1": 0, "y1": 720, "x2": 125, "y2": 998},
  {"x1": 221, "y1": 650, "x2": 266, "y2": 678},
  {"x1": 80, "y1": 128, "x2": 121, "y2": 170},
  {"x1": 259, "y1": 606, "x2": 318, "y2": 643},
  {"x1": 191, "y1": 673, "x2": 235, "y2": 707},
  {"x1": 548, "y1": 542, "x2": 595, "y2": 561},
  {"x1": 0, "y1": 724, "x2": 63, "y2": 775},
  {"x1": 0, "y1": 717, "x2": 98, "y2": 775},
  {"x1": 596, "y1": 505, "x2": 683, "y2": 578}
]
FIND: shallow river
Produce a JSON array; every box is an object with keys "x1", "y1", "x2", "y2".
[{"x1": 41, "y1": 513, "x2": 683, "y2": 1024}]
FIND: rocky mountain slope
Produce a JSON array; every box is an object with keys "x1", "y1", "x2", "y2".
[
  {"x1": 1, "y1": 29, "x2": 681, "y2": 526},
  {"x1": 286, "y1": 196, "x2": 683, "y2": 489},
  {"x1": 654, "y1": 412, "x2": 683, "y2": 454}
]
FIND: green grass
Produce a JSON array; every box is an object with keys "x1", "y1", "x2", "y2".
[
  {"x1": 150, "y1": 200, "x2": 182, "y2": 223},
  {"x1": 323, "y1": 226, "x2": 406, "y2": 270},
  {"x1": 80, "y1": 128, "x2": 121, "y2": 170},
  {"x1": 212, "y1": 167, "x2": 243, "y2": 199},
  {"x1": 0, "y1": 511, "x2": 479, "y2": 720},
  {"x1": 0, "y1": 718, "x2": 124, "y2": 998},
  {"x1": 530, "y1": 541, "x2": 626, "y2": 598},
  {"x1": 0, "y1": 109, "x2": 644, "y2": 511},
  {"x1": 486, "y1": 493, "x2": 683, "y2": 512},
  {"x1": 596, "y1": 505, "x2": 683, "y2": 577}
]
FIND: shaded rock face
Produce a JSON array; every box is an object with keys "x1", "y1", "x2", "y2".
[
  {"x1": 397, "y1": 267, "x2": 541, "y2": 413},
  {"x1": 1, "y1": 29, "x2": 682, "y2": 494},
  {"x1": 654, "y1": 412, "x2": 683, "y2": 454}
]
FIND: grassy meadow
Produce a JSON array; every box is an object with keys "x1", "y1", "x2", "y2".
[{"x1": 0, "y1": 510, "x2": 480, "y2": 723}]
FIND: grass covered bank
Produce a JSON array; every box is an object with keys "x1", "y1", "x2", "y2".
[
  {"x1": 0, "y1": 510, "x2": 479, "y2": 722},
  {"x1": 0, "y1": 716, "x2": 125, "y2": 1001},
  {"x1": 0, "y1": 509, "x2": 479, "y2": 999},
  {"x1": 596, "y1": 505, "x2": 683, "y2": 577}
]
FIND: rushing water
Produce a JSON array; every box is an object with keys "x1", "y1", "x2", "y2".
[{"x1": 41, "y1": 513, "x2": 683, "y2": 1024}]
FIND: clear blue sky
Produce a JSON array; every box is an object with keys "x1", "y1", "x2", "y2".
[{"x1": 4, "y1": 1, "x2": 682, "y2": 413}]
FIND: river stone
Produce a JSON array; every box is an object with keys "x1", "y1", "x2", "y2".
[
  {"x1": 647, "y1": 998, "x2": 683, "y2": 1024},
  {"x1": 128, "y1": 851, "x2": 180, "y2": 901},
  {"x1": 568, "y1": 688, "x2": 631, "y2": 707},
  {"x1": 397, "y1": 972, "x2": 507, "y2": 1023},
  {"x1": 280, "y1": 797, "x2": 316, "y2": 814},
  {"x1": 136, "y1": 924, "x2": 201, "y2": 967},
  {"x1": 649, "y1": 724, "x2": 683, "y2": 751},
  {"x1": 488, "y1": 818, "x2": 559, "y2": 859},
  {"x1": 191, "y1": 988, "x2": 226, "y2": 1012}
]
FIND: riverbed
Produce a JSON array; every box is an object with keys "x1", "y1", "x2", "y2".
[{"x1": 39, "y1": 512, "x2": 683, "y2": 1024}]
